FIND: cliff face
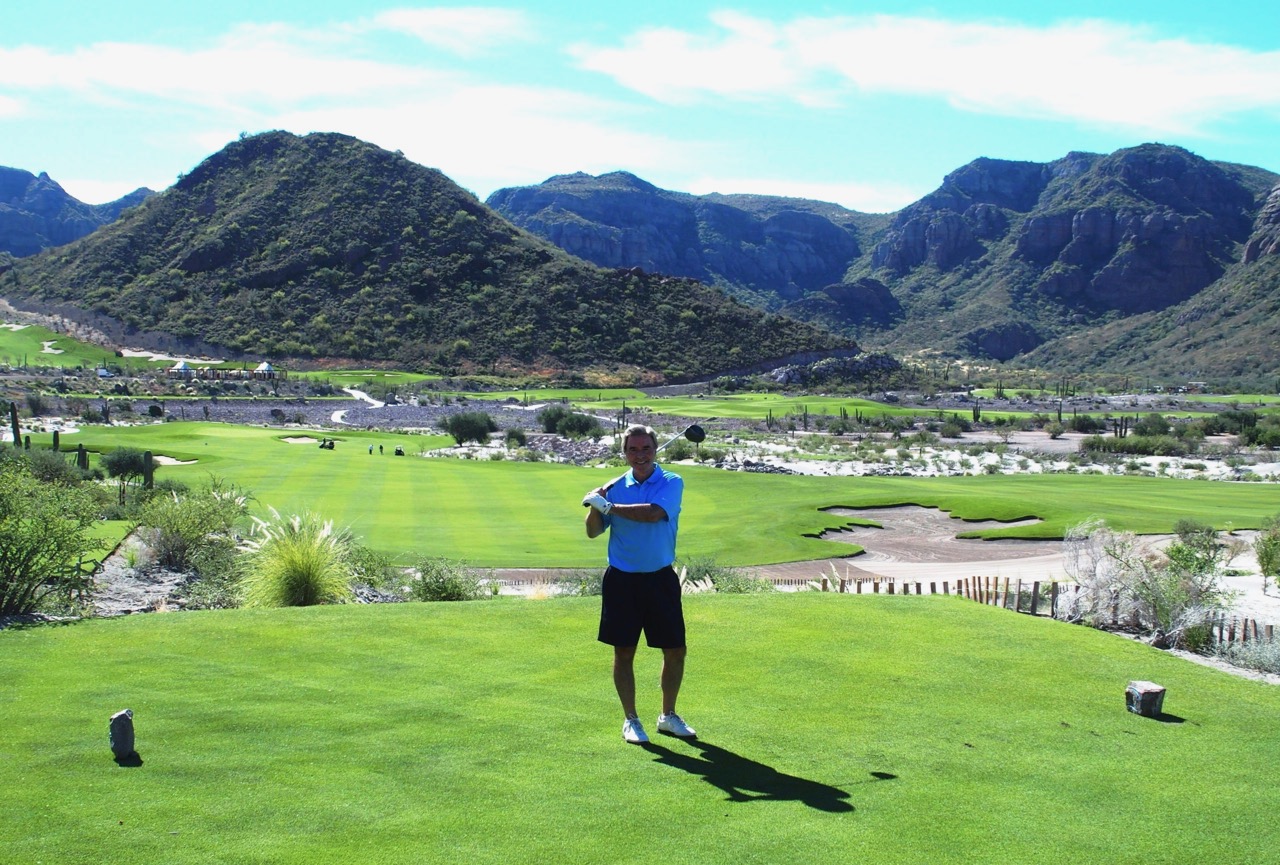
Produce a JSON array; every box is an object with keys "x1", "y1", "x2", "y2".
[
  {"x1": 873, "y1": 146, "x2": 1256, "y2": 314},
  {"x1": 0, "y1": 167, "x2": 153, "y2": 256},
  {"x1": 486, "y1": 172, "x2": 870, "y2": 302},
  {"x1": 1244, "y1": 184, "x2": 1280, "y2": 263}
]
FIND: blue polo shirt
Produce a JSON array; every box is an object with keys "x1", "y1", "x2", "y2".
[{"x1": 601, "y1": 465, "x2": 683, "y2": 572}]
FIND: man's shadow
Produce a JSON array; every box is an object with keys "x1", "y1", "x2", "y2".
[{"x1": 642, "y1": 738, "x2": 893, "y2": 812}]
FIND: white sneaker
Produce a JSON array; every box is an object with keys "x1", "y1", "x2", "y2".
[
  {"x1": 622, "y1": 716, "x2": 649, "y2": 744},
  {"x1": 657, "y1": 712, "x2": 696, "y2": 738}
]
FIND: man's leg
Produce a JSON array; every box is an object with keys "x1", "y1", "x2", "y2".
[
  {"x1": 613, "y1": 645, "x2": 639, "y2": 717},
  {"x1": 660, "y1": 646, "x2": 686, "y2": 715}
]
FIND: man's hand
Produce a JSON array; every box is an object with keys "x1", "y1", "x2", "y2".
[{"x1": 582, "y1": 492, "x2": 612, "y2": 514}]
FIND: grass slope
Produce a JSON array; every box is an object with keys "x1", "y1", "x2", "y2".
[
  {"x1": 44, "y1": 422, "x2": 1280, "y2": 566},
  {"x1": 3, "y1": 596, "x2": 1279, "y2": 864}
]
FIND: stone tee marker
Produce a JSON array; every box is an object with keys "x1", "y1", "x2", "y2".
[
  {"x1": 109, "y1": 709, "x2": 138, "y2": 763},
  {"x1": 1125, "y1": 681, "x2": 1166, "y2": 717}
]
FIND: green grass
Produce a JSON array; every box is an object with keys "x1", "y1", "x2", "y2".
[
  {"x1": 3, "y1": 595, "x2": 1279, "y2": 864},
  {"x1": 37, "y1": 422, "x2": 1280, "y2": 566},
  {"x1": 289, "y1": 369, "x2": 442, "y2": 387},
  {"x1": 0, "y1": 322, "x2": 233, "y2": 372},
  {"x1": 0, "y1": 322, "x2": 128, "y2": 369}
]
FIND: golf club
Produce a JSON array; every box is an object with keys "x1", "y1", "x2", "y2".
[{"x1": 583, "y1": 418, "x2": 715, "y2": 505}]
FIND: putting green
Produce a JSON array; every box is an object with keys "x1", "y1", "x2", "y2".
[{"x1": 43, "y1": 422, "x2": 1280, "y2": 567}]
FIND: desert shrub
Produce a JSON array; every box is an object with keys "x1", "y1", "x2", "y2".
[
  {"x1": 536, "y1": 405, "x2": 604, "y2": 439},
  {"x1": 555, "y1": 568, "x2": 604, "y2": 597},
  {"x1": 1215, "y1": 640, "x2": 1280, "y2": 675},
  {"x1": 1057, "y1": 518, "x2": 1233, "y2": 649},
  {"x1": 137, "y1": 479, "x2": 248, "y2": 571},
  {"x1": 939, "y1": 420, "x2": 965, "y2": 438},
  {"x1": 347, "y1": 544, "x2": 400, "y2": 589},
  {"x1": 147, "y1": 404, "x2": 164, "y2": 418},
  {"x1": 663, "y1": 440, "x2": 693, "y2": 461},
  {"x1": 438, "y1": 411, "x2": 497, "y2": 445},
  {"x1": 1068, "y1": 414, "x2": 1106, "y2": 434},
  {"x1": 679, "y1": 556, "x2": 775, "y2": 593},
  {"x1": 183, "y1": 541, "x2": 242, "y2": 609},
  {"x1": 239, "y1": 510, "x2": 354, "y2": 607},
  {"x1": 24, "y1": 448, "x2": 81, "y2": 486},
  {"x1": 504, "y1": 427, "x2": 527, "y2": 448},
  {"x1": 0, "y1": 461, "x2": 102, "y2": 615},
  {"x1": 408, "y1": 557, "x2": 490, "y2": 601}
]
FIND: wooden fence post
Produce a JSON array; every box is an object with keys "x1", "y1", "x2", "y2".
[
  {"x1": 1050, "y1": 582, "x2": 1059, "y2": 618},
  {"x1": 1031, "y1": 582, "x2": 1041, "y2": 616}
]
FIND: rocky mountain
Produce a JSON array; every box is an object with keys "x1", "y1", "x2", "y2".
[
  {"x1": 0, "y1": 132, "x2": 852, "y2": 379},
  {"x1": 492, "y1": 146, "x2": 1280, "y2": 382},
  {"x1": 487, "y1": 172, "x2": 889, "y2": 308},
  {"x1": 0, "y1": 167, "x2": 153, "y2": 257}
]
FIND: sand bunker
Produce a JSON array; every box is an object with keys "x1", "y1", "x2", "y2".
[
  {"x1": 820, "y1": 505, "x2": 1053, "y2": 563},
  {"x1": 40, "y1": 340, "x2": 65, "y2": 354},
  {"x1": 152, "y1": 456, "x2": 197, "y2": 466},
  {"x1": 282, "y1": 436, "x2": 320, "y2": 444}
]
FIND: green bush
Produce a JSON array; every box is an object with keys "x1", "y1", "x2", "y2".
[
  {"x1": 536, "y1": 404, "x2": 604, "y2": 439},
  {"x1": 239, "y1": 510, "x2": 354, "y2": 607},
  {"x1": 679, "y1": 555, "x2": 775, "y2": 594},
  {"x1": 438, "y1": 411, "x2": 497, "y2": 445},
  {"x1": 0, "y1": 461, "x2": 102, "y2": 615},
  {"x1": 504, "y1": 427, "x2": 527, "y2": 448},
  {"x1": 137, "y1": 479, "x2": 248, "y2": 571},
  {"x1": 408, "y1": 557, "x2": 490, "y2": 601},
  {"x1": 555, "y1": 568, "x2": 604, "y2": 597}
]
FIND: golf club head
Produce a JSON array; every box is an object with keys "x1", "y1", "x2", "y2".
[{"x1": 684, "y1": 424, "x2": 706, "y2": 444}]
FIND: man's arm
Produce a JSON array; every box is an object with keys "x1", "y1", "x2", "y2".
[
  {"x1": 585, "y1": 505, "x2": 606, "y2": 538},
  {"x1": 607, "y1": 503, "x2": 668, "y2": 523}
]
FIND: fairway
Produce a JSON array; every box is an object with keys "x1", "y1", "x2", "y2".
[
  {"x1": 46, "y1": 422, "x2": 1280, "y2": 567},
  {"x1": 3, "y1": 595, "x2": 1279, "y2": 864}
]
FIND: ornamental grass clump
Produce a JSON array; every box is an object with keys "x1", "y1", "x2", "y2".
[{"x1": 239, "y1": 509, "x2": 354, "y2": 607}]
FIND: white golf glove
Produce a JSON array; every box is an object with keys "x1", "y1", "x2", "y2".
[{"x1": 583, "y1": 493, "x2": 612, "y2": 514}]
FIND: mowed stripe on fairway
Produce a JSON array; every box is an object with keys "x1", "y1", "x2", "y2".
[{"x1": 46, "y1": 422, "x2": 1280, "y2": 567}]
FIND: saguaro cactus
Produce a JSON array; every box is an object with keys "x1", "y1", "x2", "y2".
[{"x1": 8, "y1": 401, "x2": 19, "y2": 447}]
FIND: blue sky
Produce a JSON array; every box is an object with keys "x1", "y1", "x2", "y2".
[{"x1": 3, "y1": 1, "x2": 1279, "y2": 211}]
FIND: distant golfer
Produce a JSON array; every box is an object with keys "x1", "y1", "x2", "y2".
[{"x1": 583, "y1": 423, "x2": 695, "y2": 745}]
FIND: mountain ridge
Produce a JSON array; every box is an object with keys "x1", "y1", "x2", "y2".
[
  {"x1": 489, "y1": 145, "x2": 1280, "y2": 382},
  {"x1": 0, "y1": 131, "x2": 854, "y2": 381}
]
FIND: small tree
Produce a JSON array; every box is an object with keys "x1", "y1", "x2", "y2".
[
  {"x1": 438, "y1": 411, "x2": 497, "y2": 446},
  {"x1": 1254, "y1": 515, "x2": 1280, "y2": 591},
  {"x1": 101, "y1": 447, "x2": 149, "y2": 505}
]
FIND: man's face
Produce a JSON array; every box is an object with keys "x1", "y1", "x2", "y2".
[{"x1": 623, "y1": 433, "x2": 657, "y2": 474}]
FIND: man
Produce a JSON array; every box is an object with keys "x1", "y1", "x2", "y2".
[{"x1": 583, "y1": 424, "x2": 696, "y2": 745}]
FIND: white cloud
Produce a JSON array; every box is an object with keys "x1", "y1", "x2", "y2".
[
  {"x1": 265, "y1": 84, "x2": 698, "y2": 196},
  {"x1": 0, "y1": 92, "x2": 23, "y2": 117},
  {"x1": 575, "y1": 13, "x2": 1280, "y2": 135},
  {"x1": 369, "y1": 7, "x2": 534, "y2": 56},
  {"x1": 0, "y1": 29, "x2": 436, "y2": 112},
  {"x1": 685, "y1": 175, "x2": 925, "y2": 214},
  {"x1": 571, "y1": 10, "x2": 808, "y2": 104}
]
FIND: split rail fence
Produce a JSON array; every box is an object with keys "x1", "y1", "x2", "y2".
[{"x1": 782, "y1": 574, "x2": 1276, "y2": 648}]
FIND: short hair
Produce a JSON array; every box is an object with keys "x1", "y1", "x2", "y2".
[{"x1": 622, "y1": 424, "x2": 658, "y2": 450}]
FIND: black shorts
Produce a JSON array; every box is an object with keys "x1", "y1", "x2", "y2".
[{"x1": 597, "y1": 565, "x2": 686, "y2": 649}]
